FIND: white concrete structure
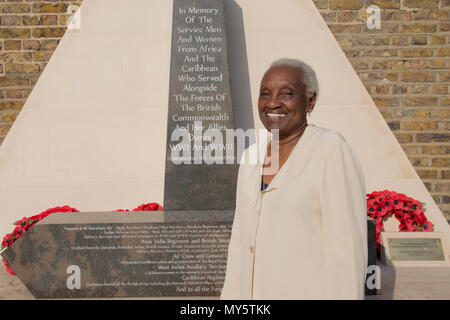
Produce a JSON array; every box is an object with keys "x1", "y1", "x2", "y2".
[{"x1": 0, "y1": 0, "x2": 448, "y2": 249}]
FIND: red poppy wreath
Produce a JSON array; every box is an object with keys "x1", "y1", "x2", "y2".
[
  {"x1": 367, "y1": 190, "x2": 433, "y2": 253},
  {"x1": 0, "y1": 203, "x2": 163, "y2": 275}
]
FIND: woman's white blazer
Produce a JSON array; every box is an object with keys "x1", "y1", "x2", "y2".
[{"x1": 221, "y1": 124, "x2": 368, "y2": 299}]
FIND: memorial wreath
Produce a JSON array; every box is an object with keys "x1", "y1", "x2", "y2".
[
  {"x1": 1, "y1": 203, "x2": 163, "y2": 275},
  {"x1": 367, "y1": 190, "x2": 433, "y2": 253}
]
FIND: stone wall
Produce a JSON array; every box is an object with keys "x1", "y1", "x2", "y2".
[
  {"x1": 0, "y1": 0, "x2": 448, "y2": 219},
  {"x1": 0, "y1": 0, "x2": 81, "y2": 140}
]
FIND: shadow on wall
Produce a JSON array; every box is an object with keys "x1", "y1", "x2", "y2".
[{"x1": 225, "y1": 0, "x2": 255, "y2": 150}]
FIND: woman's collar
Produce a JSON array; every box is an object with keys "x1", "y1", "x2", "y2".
[{"x1": 262, "y1": 123, "x2": 320, "y2": 192}]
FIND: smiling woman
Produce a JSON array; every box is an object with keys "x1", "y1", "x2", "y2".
[
  {"x1": 221, "y1": 58, "x2": 368, "y2": 300},
  {"x1": 258, "y1": 59, "x2": 318, "y2": 139},
  {"x1": 258, "y1": 60, "x2": 319, "y2": 186}
]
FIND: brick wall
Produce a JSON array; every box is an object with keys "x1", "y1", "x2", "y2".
[
  {"x1": 0, "y1": 0, "x2": 80, "y2": 142},
  {"x1": 0, "y1": 0, "x2": 449, "y2": 219}
]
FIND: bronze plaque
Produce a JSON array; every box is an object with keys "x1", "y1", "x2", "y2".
[{"x1": 388, "y1": 238, "x2": 445, "y2": 261}]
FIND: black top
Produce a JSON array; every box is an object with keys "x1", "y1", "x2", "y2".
[{"x1": 261, "y1": 180, "x2": 269, "y2": 191}]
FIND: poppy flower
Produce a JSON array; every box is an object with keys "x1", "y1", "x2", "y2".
[
  {"x1": 367, "y1": 197, "x2": 377, "y2": 207},
  {"x1": 382, "y1": 199, "x2": 393, "y2": 210},
  {"x1": 401, "y1": 200, "x2": 412, "y2": 211},
  {"x1": 375, "y1": 205, "x2": 390, "y2": 217},
  {"x1": 2, "y1": 259, "x2": 15, "y2": 275},
  {"x1": 40, "y1": 211, "x2": 52, "y2": 219},
  {"x1": 41, "y1": 206, "x2": 79, "y2": 217},
  {"x1": 367, "y1": 205, "x2": 377, "y2": 218},
  {"x1": 410, "y1": 199, "x2": 421, "y2": 211},
  {"x1": 53, "y1": 206, "x2": 73, "y2": 213},
  {"x1": 411, "y1": 203, "x2": 423, "y2": 216},
  {"x1": 421, "y1": 221, "x2": 434, "y2": 232},
  {"x1": 406, "y1": 212, "x2": 417, "y2": 222},
  {"x1": 393, "y1": 210, "x2": 405, "y2": 222},
  {"x1": 367, "y1": 191, "x2": 380, "y2": 198},
  {"x1": 403, "y1": 219, "x2": 417, "y2": 231},
  {"x1": 375, "y1": 223, "x2": 382, "y2": 233},
  {"x1": 412, "y1": 213, "x2": 425, "y2": 225},
  {"x1": 60, "y1": 206, "x2": 79, "y2": 212},
  {"x1": 12, "y1": 225, "x2": 26, "y2": 239},
  {"x1": 392, "y1": 197, "x2": 404, "y2": 210},
  {"x1": 28, "y1": 214, "x2": 46, "y2": 230},
  {"x1": 15, "y1": 217, "x2": 29, "y2": 229},
  {"x1": 367, "y1": 191, "x2": 383, "y2": 202},
  {"x1": 2, "y1": 233, "x2": 14, "y2": 248},
  {"x1": 132, "y1": 203, "x2": 163, "y2": 211},
  {"x1": 28, "y1": 212, "x2": 47, "y2": 223},
  {"x1": 418, "y1": 211, "x2": 427, "y2": 223}
]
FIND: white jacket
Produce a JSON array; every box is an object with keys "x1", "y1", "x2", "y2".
[{"x1": 221, "y1": 124, "x2": 368, "y2": 299}]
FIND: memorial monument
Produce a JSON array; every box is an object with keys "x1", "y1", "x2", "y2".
[
  {"x1": 0, "y1": 0, "x2": 449, "y2": 299},
  {"x1": 2, "y1": 0, "x2": 238, "y2": 299}
]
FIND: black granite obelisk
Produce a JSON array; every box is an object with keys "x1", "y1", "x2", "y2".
[{"x1": 164, "y1": 0, "x2": 238, "y2": 211}]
